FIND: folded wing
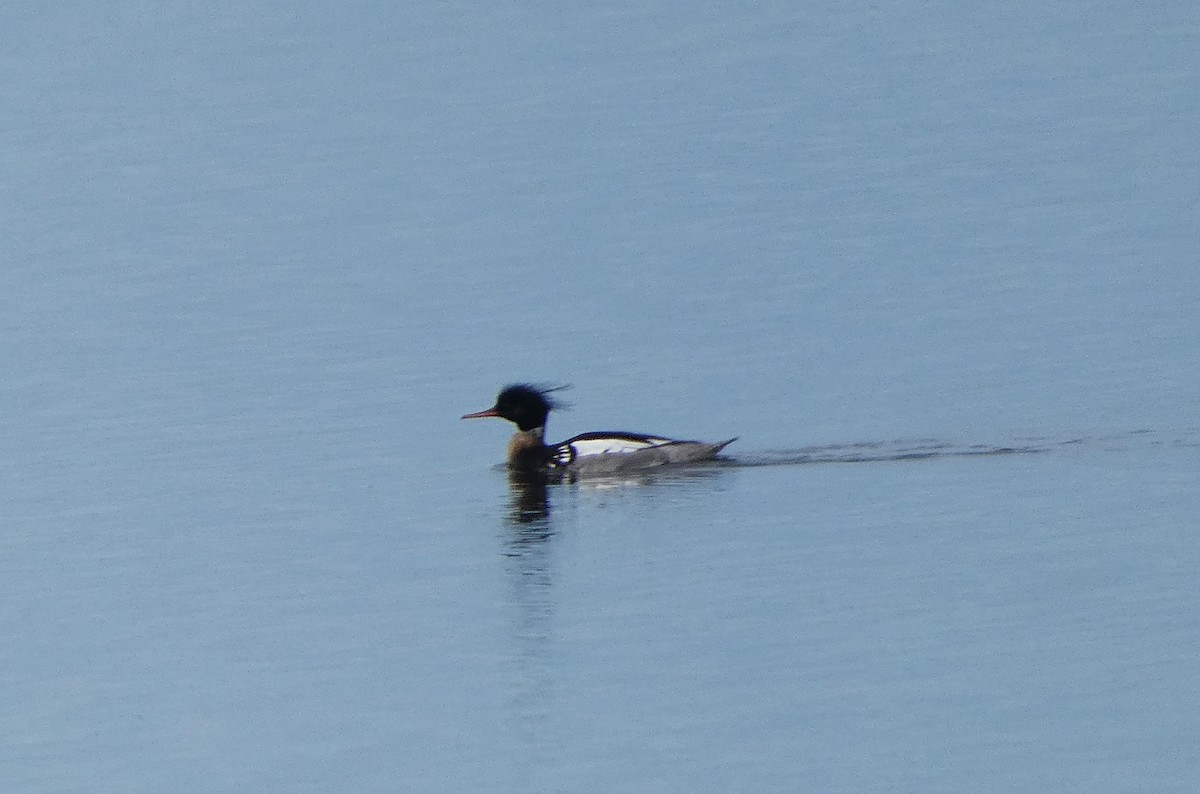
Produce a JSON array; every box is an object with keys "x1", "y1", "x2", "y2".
[{"x1": 550, "y1": 431, "x2": 733, "y2": 473}]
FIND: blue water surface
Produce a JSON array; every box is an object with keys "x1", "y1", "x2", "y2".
[{"x1": 2, "y1": 2, "x2": 1197, "y2": 791}]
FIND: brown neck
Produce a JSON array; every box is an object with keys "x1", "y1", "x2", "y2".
[{"x1": 507, "y1": 427, "x2": 547, "y2": 467}]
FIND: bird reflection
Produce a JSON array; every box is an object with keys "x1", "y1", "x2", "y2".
[
  {"x1": 505, "y1": 469, "x2": 552, "y2": 529},
  {"x1": 499, "y1": 469, "x2": 559, "y2": 765},
  {"x1": 500, "y1": 470, "x2": 556, "y2": 666}
]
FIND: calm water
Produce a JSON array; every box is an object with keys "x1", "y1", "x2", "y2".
[{"x1": 3, "y1": 3, "x2": 1198, "y2": 792}]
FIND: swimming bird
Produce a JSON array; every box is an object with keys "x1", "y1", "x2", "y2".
[{"x1": 462, "y1": 384, "x2": 735, "y2": 478}]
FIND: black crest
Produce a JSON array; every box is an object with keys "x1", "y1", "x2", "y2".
[{"x1": 492, "y1": 383, "x2": 570, "y2": 431}]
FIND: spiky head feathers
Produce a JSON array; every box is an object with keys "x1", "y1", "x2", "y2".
[{"x1": 479, "y1": 383, "x2": 570, "y2": 431}]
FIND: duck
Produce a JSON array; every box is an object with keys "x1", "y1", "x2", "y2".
[{"x1": 462, "y1": 384, "x2": 735, "y2": 478}]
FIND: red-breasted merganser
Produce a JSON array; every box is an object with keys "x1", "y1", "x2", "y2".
[{"x1": 462, "y1": 384, "x2": 735, "y2": 477}]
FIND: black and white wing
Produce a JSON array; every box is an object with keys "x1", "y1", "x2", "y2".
[{"x1": 548, "y1": 431, "x2": 677, "y2": 469}]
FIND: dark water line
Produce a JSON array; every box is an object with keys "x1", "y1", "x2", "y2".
[{"x1": 722, "y1": 428, "x2": 1197, "y2": 469}]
